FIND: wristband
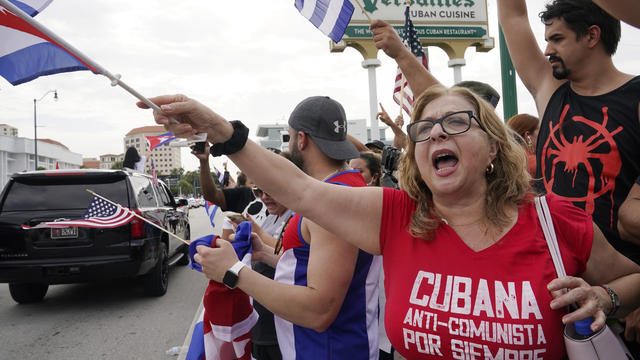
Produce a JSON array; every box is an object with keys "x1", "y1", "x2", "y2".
[
  {"x1": 210, "y1": 120, "x2": 249, "y2": 157},
  {"x1": 598, "y1": 284, "x2": 620, "y2": 317}
]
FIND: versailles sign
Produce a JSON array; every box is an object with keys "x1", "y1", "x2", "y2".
[{"x1": 331, "y1": 0, "x2": 494, "y2": 60}]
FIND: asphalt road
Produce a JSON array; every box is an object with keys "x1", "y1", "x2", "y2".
[{"x1": 0, "y1": 207, "x2": 220, "y2": 360}]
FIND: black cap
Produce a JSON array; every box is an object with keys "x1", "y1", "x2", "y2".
[
  {"x1": 365, "y1": 140, "x2": 385, "y2": 151},
  {"x1": 457, "y1": 80, "x2": 500, "y2": 108},
  {"x1": 288, "y1": 96, "x2": 359, "y2": 160}
]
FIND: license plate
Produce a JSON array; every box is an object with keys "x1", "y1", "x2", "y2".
[{"x1": 51, "y1": 227, "x2": 78, "y2": 239}]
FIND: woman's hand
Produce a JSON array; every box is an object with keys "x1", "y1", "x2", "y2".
[
  {"x1": 193, "y1": 239, "x2": 238, "y2": 282},
  {"x1": 547, "y1": 276, "x2": 611, "y2": 332},
  {"x1": 136, "y1": 94, "x2": 233, "y2": 144}
]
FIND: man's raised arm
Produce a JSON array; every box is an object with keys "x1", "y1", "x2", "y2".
[{"x1": 497, "y1": 0, "x2": 561, "y2": 114}]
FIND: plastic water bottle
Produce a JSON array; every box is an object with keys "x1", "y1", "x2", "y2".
[{"x1": 165, "y1": 346, "x2": 183, "y2": 356}]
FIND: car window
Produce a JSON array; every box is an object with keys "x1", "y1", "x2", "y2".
[
  {"x1": 129, "y1": 176, "x2": 158, "y2": 208},
  {"x1": 2, "y1": 178, "x2": 129, "y2": 211},
  {"x1": 155, "y1": 183, "x2": 172, "y2": 207}
]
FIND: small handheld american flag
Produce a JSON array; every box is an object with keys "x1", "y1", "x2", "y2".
[
  {"x1": 22, "y1": 196, "x2": 134, "y2": 229},
  {"x1": 393, "y1": 6, "x2": 429, "y2": 116}
]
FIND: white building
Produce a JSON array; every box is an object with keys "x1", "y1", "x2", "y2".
[
  {"x1": 124, "y1": 126, "x2": 182, "y2": 175},
  {"x1": 0, "y1": 135, "x2": 82, "y2": 189},
  {"x1": 0, "y1": 124, "x2": 18, "y2": 137},
  {"x1": 100, "y1": 153, "x2": 124, "y2": 169}
]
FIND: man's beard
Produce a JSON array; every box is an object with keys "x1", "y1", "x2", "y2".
[
  {"x1": 289, "y1": 137, "x2": 306, "y2": 172},
  {"x1": 549, "y1": 56, "x2": 570, "y2": 80}
]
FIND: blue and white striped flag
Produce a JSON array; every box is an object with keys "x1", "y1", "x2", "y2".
[
  {"x1": 204, "y1": 201, "x2": 219, "y2": 229},
  {"x1": 295, "y1": 0, "x2": 354, "y2": 43}
]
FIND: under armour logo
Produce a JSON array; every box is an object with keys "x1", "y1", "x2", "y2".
[{"x1": 334, "y1": 121, "x2": 345, "y2": 133}]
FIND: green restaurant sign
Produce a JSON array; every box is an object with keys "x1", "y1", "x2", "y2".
[{"x1": 343, "y1": 24, "x2": 487, "y2": 40}]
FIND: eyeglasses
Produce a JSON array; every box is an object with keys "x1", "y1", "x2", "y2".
[
  {"x1": 406, "y1": 110, "x2": 484, "y2": 143},
  {"x1": 252, "y1": 186, "x2": 267, "y2": 198}
]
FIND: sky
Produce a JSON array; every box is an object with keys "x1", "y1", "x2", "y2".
[{"x1": 2, "y1": 0, "x2": 639, "y2": 173}]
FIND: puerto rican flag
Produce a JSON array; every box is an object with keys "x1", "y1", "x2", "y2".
[
  {"x1": 186, "y1": 222, "x2": 258, "y2": 360},
  {"x1": 0, "y1": 0, "x2": 96, "y2": 85},
  {"x1": 145, "y1": 132, "x2": 176, "y2": 151}
]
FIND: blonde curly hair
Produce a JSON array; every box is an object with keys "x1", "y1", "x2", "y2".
[{"x1": 398, "y1": 85, "x2": 532, "y2": 239}]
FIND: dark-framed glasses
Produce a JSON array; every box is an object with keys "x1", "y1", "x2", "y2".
[
  {"x1": 252, "y1": 186, "x2": 267, "y2": 198},
  {"x1": 407, "y1": 110, "x2": 483, "y2": 143}
]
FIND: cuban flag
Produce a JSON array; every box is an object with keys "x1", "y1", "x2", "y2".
[
  {"x1": 0, "y1": 0, "x2": 96, "y2": 85},
  {"x1": 213, "y1": 166, "x2": 226, "y2": 185},
  {"x1": 145, "y1": 132, "x2": 176, "y2": 151},
  {"x1": 204, "y1": 201, "x2": 219, "y2": 229},
  {"x1": 186, "y1": 222, "x2": 258, "y2": 360},
  {"x1": 295, "y1": 0, "x2": 354, "y2": 43}
]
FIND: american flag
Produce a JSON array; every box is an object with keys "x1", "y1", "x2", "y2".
[
  {"x1": 22, "y1": 196, "x2": 134, "y2": 229},
  {"x1": 393, "y1": 6, "x2": 429, "y2": 116}
]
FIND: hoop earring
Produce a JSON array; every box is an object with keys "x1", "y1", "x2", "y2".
[
  {"x1": 526, "y1": 135, "x2": 534, "y2": 152},
  {"x1": 486, "y1": 162, "x2": 495, "y2": 175}
]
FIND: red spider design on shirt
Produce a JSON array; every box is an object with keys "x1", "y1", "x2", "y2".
[{"x1": 541, "y1": 104, "x2": 622, "y2": 226}]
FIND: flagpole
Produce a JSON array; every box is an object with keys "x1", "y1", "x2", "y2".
[
  {"x1": 0, "y1": 0, "x2": 173, "y2": 121},
  {"x1": 86, "y1": 189, "x2": 190, "y2": 245},
  {"x1": 352, "y1": 0, "x2": 373, "y2": 23},
  {"x1": 398, "y1": 0, "x2": 413, "y2": 117}
]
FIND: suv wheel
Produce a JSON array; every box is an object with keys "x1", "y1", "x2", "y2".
[
  {"x1": 176, "y1": 226, "x2": 191, "y2": 266},
  {"x1": 144, "y1": 242, "x2": 168, "y2": 296},
  {"x1": 9, "y1": 283, "x2": 49, "y2": 304}
]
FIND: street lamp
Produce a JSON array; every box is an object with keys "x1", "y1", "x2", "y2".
[{"x1": 33, "y1": 90, "x2": 58, "y2": 170}]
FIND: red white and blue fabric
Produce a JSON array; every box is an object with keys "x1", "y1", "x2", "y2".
[
  {"x1": 213, "y1": 166, "x2": 225, "y2": 185},
  {"x1": 393, "y1": 6, "x2": 429, "y2": 116},
  {"x1": 186, "y1": 222, "x2": 258, "y2": 360},
  {"x1": 274, "y1": 170, "x2": 381, "y2": 359},
  {"x1": 150, "y1": 157, "x2": 158, "y2": 186},
  {"x1": 0, "y1": 0, "x2": 96, "y2": 85},
  {"x1": 295, "y1": 0, "x2": 354, "y2": 43},
  {"x1": 21, "y1": 196, "x2": 134, "y2": 229},
  {"x1": 145, "y1": 132, "x2": 176, "y2": 151},
  {"x1": 204, "y1": 201, "x2": 219, "y2": 229}
]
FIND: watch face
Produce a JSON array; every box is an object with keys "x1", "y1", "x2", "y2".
[{"x1": 223, "y1": 270, "x2": 239, "y2": 289}]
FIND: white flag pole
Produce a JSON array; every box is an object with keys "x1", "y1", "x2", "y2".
[
  {"x1": 0, "y1": 0, "x2": 186, "y2": 126},
  {"x1": 86, "y1": 189, "x2": 189, "y2": 245}
]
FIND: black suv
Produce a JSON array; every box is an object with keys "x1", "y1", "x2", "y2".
[{"x1": 0, "y1": 169, "x2": 190, "y2": 303}]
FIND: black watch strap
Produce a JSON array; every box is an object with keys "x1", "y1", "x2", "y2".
[{"x1": 210, "y1": 121, "x2": 249, "y2": 157}]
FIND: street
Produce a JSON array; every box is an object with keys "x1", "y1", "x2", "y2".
[{"x1": 0, "y1": 207, "x2": 220, "y2": 360}]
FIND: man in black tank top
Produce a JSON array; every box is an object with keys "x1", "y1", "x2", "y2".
[{"x1": 498, "y1": 0, "x2": 640, "y2": 347}]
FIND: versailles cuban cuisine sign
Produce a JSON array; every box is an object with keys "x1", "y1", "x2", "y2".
[{"x1": 344, "y1": 0, "x2": 490, "y2": 41}]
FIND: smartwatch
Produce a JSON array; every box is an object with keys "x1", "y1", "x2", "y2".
[{"x1": 222, "y1": 261, "x2": 245, "y2": 289}]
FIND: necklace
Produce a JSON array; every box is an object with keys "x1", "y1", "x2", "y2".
[{"x1": 321, "y1": 167, "x2": 348, "y2": 182}]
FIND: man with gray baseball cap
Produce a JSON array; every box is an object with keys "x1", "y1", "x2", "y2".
[{"x1": 288, "y1": 96, "x2": 360, "y2": 162}]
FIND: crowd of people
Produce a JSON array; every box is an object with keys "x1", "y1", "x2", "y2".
[{"x1": 138, "y1": 0, "x2": 640, "y2": 359}]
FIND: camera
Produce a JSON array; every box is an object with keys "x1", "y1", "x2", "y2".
[
  {"x1": 280, "y1": 131, "x2": 290, "y2": 152},
  {"x1": 190, "y1": 141, "x2": 206, "y2": 154},
  {"x1": 381, "y1": 145, "x2": 402, "y2": 189}
]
